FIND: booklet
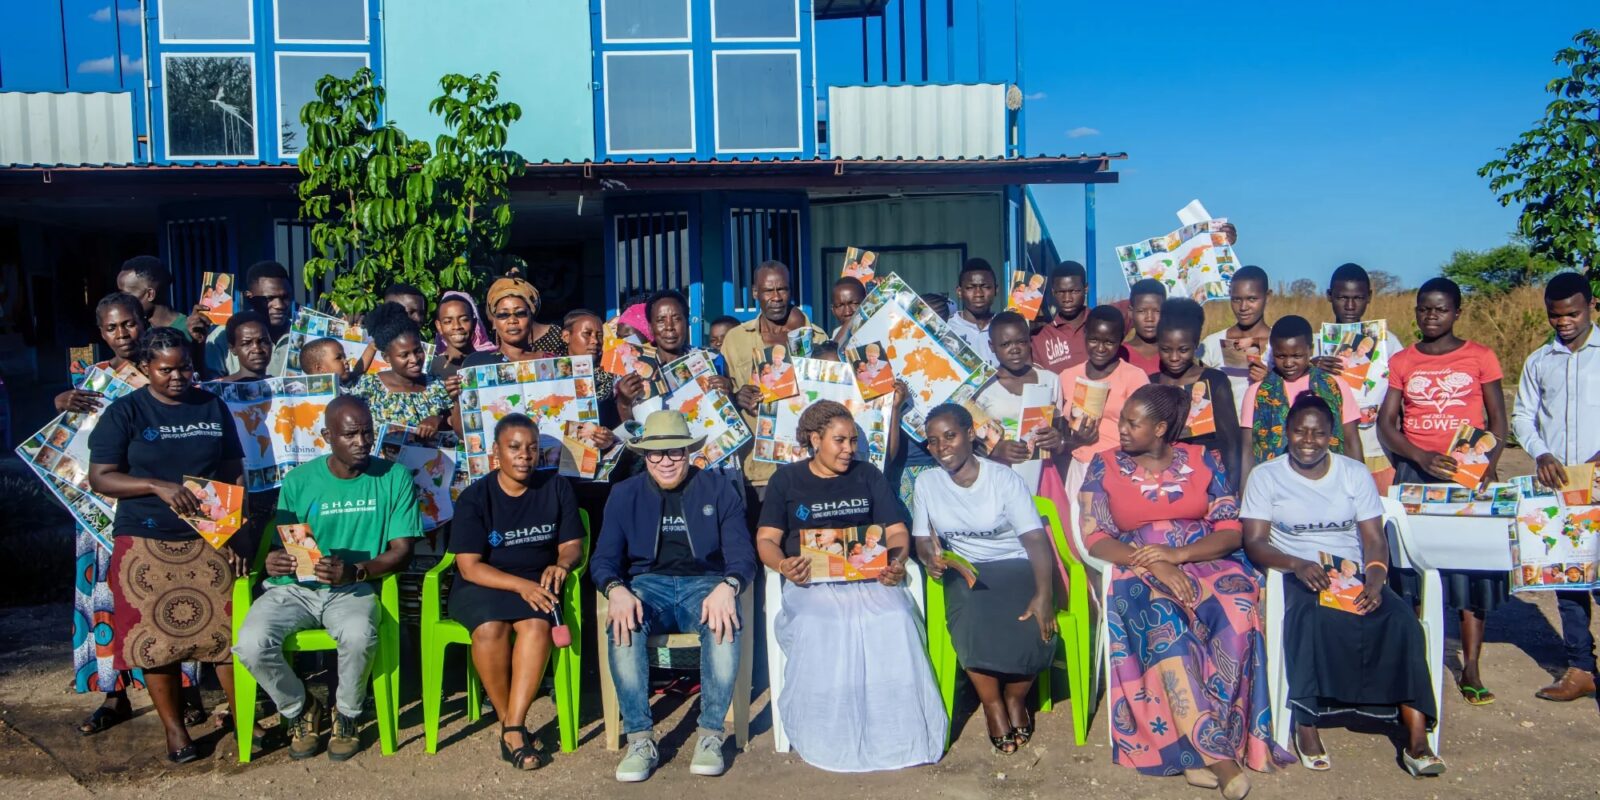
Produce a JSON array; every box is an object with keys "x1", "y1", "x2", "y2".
[
  {"x1": 1006, "y1": 271, "x2": 1045, "y2": 322},
  {"x1": 1445, "y1": 424, "x2": 1497, "y2": 490},
  {"x1": 69, "y1": 345, "x2": 96, "y2": 389},
  {"x1": 847, "y1": 342, "x2": 896, "y2": 400},
  {"x1": 179, "y1": 476, "x2": 244, "y2": 550},
  {"x1": 1511, "y1": 500, "x2": 1600, "y2": 592},
  {"x1": 786, "y1": 327, "x2": 814, "y2": 359},
  {"x1": 198, "y1": 271, "x2": 235, "y2": 325},
  {"x1": 1069, "y1": 377, "x2": 1110, "y2": 424},
  {"x1": 1014, "y1": 382, "x2": 1056, "y2": 459},
  {"x1": 1182, "y1": 381, "x2": 1216, "y2": 438},
  {"x1": 841, "y1": 246, "x2": 878, "y2": 285},
  {"x1": 559, "y1": 420, "x2": 625, "y2": 480},
  {"x1": 756, "y1": 345, "x2": 800, "y2": 403},
  {"x1": 1558, "y1": 463, "x2": 1596, "y2": 506},
  {"x1": 1316, "y1": 552, "x2": 1365, "y2": 614},
  {"x1": 801, "y1": 524, "x2": 890, "y2": 583},
  {"x1": 1398, "y1": 482, "x2": 1519, "y2": 516},
  {"x1": 1215, "y1": 335, "x2": 1266, "y2": 371},
  {"x1": 278, "y1": 522, "x2": 323, "y2": 583}
]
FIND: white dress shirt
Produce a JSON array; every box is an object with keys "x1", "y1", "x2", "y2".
[{"x1": 1512, "y1": 324, "x2": 1600, "y2": 464}]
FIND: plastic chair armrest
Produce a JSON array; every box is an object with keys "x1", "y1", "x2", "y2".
[{"x1": 420, "y1": 552, "x2": 456, "y2": 625}]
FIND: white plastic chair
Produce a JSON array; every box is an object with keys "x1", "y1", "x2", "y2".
[
  {"x1": 1381, "y1": 494, "x2": 1443, "y2": 756},
  {"x1": 1262, "y1": 569, "x2": 1293, "y2": 752},
  {"x1": 763, "y1": 560, "x2": 925, "y2": 753},
  {"x1": 1062, "y1": 487, "x2": 1114, "y2": 745}
]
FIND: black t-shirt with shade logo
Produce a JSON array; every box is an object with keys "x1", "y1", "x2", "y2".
[
  {"x1": 759, "y1": 459, "x2": 904, "y2": 557},
  {"x1": 652, "y1": 485, "x2": 707, "y2": 576},
  {"x1": 88, "y1": 387, "x2": 243, "y2": 541},
  {"x1": 449, "y1": 470, "x2": 585, "y2": 581}
]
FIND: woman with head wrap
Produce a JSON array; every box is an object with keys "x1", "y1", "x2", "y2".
[{"x1": 464, "y1": 277, "x2": 565, "y2": 367}]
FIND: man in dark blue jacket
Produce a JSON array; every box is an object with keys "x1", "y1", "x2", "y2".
[{"x1": 591, "y1": 410, "x2": 755, "y2": 783}]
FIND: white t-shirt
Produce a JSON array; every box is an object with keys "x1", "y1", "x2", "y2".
[
  {"x1": 945, "y1": 313, "x2": 999, "y2": 369},
  {"x1": 912, "y1": 457, "x2": 1042, "y2": 564},
  {"x1": 1238, "y1": 454, "x2": 1384, "y2": 563},
  {"x1": 973, "y1": 370, "x2": 1061, "y2": 492}
]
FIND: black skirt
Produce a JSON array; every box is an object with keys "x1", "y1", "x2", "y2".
[
  {"x1": 1389, "y1": 455, "x2": 1509, "y2": 615},
  {"x1": 448, "y1": 578, "x2": 556, "y2": 633},
  {"x1": 1283, "y1": 578, "x2": 1436, "y2": 726},
  {"x1": 945, "y1": 557, "x2": 1056, "y2": 677}
]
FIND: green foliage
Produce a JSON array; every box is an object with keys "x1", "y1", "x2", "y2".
[
  {"x1": 296, "y1": 69, "x2": 524, "y2": 315},
  {"x1": 1480, "y1": 29, "x2": 1600, "y2": 291},
  {"x1": 1440, "y1": 241, "x2": 1563, "y2": 294}
]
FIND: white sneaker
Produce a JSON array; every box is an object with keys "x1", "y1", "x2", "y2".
[
  {"x1": 615, "y1": 737, "x2": 659, "y2": 783},
  {"x1": 689, "y1": 733, "x2": 726, "y2": 777}
]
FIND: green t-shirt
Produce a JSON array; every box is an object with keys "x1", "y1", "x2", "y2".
[{"x1": 268, "y1": 455, "x2": 420, "y2": 588}]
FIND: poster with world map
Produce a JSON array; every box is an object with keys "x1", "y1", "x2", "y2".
[
  {"x1": 376, "y1": 425, "x2": 459, "y2": 531},
  {"x1": 13, "y1": 364, "x2": 139, "y2": 551},
  {"x1": 458, "y1": 355, "x2": 601, "y2": 480},
  {"x1": 1115, "y1": 218, "x2": 1238, "y2": 303},
  {"x1": 1511, "y1": 499, "x2": 1600, "y2": 592},
  {"x1": 753, "y1": 358, "x2": 895, "y2": 470},
  {"x1": 203, "y1": 375, "x2": 340, "y2": 492},
  {"x1": 846, "y1": 272, "x2": 993, "y2": 442},
  {"x1": 629, "y1": 350, "x2": 751, "y2": 470}
]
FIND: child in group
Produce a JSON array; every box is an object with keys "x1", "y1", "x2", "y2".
[
  {"x1": 1055, "y1": 305, "x2": 1149, "y2": 501},
  {"x1": 1121, "y1": 279, "x2": 1167, "y2": 374},
  {"x1": 707, "y1": 316, "x2": 740, "y2": 355},
  {"x1": 1200, "y1": 265, "x2": 1272, "y2": 415},
  {"x1": 1312, "y1": 262, "x2": 1407, "y2": 493},
  {"x1": 1378, "y1": 276, "x2": 1508, "y2": 707},
  {"x1": 829, "y1": 277, "x2": 867, "y2": 344},
  {"x1": 298, "y1": 337, "x2": 356, "y2": 389},
  {"x1": 974, "y1": 312, "x2": 1067, "y2": 492},
  {"x1": 1239, "y1": 315, "x2": 1363, "y2": 484},
  {"x1": 1151, "y1": 298, "x2": 1243, "y2": 489}
]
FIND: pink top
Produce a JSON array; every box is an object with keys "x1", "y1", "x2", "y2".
[
  {"x1": 1057, "y1": 359, "x2": 1149, "y2": 464},
  {"x1": 1238, "y1": 374, "x2": 1362, "y2": 427},
  {"x1": 1387, "y1": 340, "x2": 1503, "y2": 454}
]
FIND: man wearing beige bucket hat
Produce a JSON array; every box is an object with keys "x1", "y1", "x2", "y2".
[{"x1": 590, "y1": 410, "x2": 756, "y2": 783}]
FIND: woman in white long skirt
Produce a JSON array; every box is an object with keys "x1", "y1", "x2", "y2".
[{"x1": 756, "y1": 400, "x2": 946, "y2": 772}]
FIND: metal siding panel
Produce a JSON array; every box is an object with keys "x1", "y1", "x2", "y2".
[
  {"x1": 810, "y1": 194, "x2": 1004, "y2": 295},
  {"x1": 0, "y1": 92, "x2": 134, "y2": 165},
  {"x1": 827, "y1": 83, "x2": 1004, "y2": 160}
]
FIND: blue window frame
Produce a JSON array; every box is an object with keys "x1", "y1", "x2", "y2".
[
  {"x1": 147, "y1": 0, "x2": 379, "y2": 163},
  {"x1": 592, "y1": 0, "x2": 813, "y2": 161}
]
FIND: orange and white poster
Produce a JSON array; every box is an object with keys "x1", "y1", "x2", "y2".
[
  {"x1": 802, "y1": 525, "x2": 889, "y2": 583},
  {"x1": 1006, "y1": 271, "x2": 1045, "y2": 322},
  {"x1": 847, "y1": 342, "x2": 896, "y2": 400},
  {"x1": 180, "y1": 476, "x2": 244, "y2": 549},
  {"x1": 1183, "y1": 381, "x2": 1216, "y2": 438},
  {"x1": 1446, "y1": 423, "x2": 1497, "y2": 490},
  {"x1": 199, "y1": 272, "x2": 235, "y2": 325}
]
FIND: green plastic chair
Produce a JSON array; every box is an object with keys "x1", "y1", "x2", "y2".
[
  {"x1": 924, "y1": 495, "x2": 1092, "y2": 746},
  {"x1": 231, "y1": 533, "x2": 403, "y2": 763},
  {"x1": 420, "y1": 510, "x2": 589, "y2": 754}
]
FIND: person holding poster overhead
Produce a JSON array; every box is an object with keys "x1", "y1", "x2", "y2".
[
  {"x1": 233, "y1": 396, "x2": 420, "y2": 762},
  {"x1": 1512, "y1": 272, "x2": 1600, "y2": 702},
  {"x1": 87, "y1": 326, "x2": 248, "y2": 763},
  {"x1": 1152, "y1": 298, "x2": 1242, "y2": 489},
  {"x1": 1312, "y1": 263, "x2": 1407, "y2": 493},
  {"x1": 1240, "y1": 395, "x2": 1441, "y2": 777},
  {"x1": 349, "y1": 303, "x2": 455, "y2": 439},
  {"x1": 1378, "y1": 277, "x2": 1508, "y2": 706},
  {"x1": 915, "y1": 404, "x2": 1058, "y2": 755},
  {"x1": 757, "y1": 401, "x2": 946, "y2": 772}
]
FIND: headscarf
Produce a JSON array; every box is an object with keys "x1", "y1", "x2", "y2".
[
  {"x1": 615, "y1": 303, "x2": 654, "y2": 343},
  {"x1": 440, "y1": 290, "x2": 495, "y2": 353},
  {"x1": 485, "y1": 276, "x2": 540, "y2": 315}
]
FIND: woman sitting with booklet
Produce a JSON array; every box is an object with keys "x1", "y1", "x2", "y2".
[
  {"x1": 914, "y1": 404, "x2": 1058, "y2": 754},
  {"x1": 756, "y1": 400, "x2": 946, "y2": 772},
  {"x1": 1240, "y1": 395, "x2": 1442, "y2": 777}
]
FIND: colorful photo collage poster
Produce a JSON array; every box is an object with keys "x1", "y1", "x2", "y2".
[
  {"x1": 13, "y1": 365, "x2": 138, "y2": 551},
  {"x1": 754, "y1": 357, "x2": 895, "y2": 470},
  {"x1": 376, "y1": 425, "x2": 461, "y2": 531},
  {"x1": 203, "y1": 375, "x2": 340, "y2": 492},
  {"x1": 277, "y1": 307, "x2": 429, "y2": 377},
  {"x1": 629, "y1": 350, "x2": 752, "y2": 470},
  {"x1": 846, "y1": 272, "x2": 994, "y2": 442},
  {"x1": 1317, "y1": 320, "x2": 1392, "y2": 423},
  {"x1": 1511, "y1": 499, "x2": 1600, "y2": 592},
  {"x1": 458, "y1": 355, "x2": 600, "y2": 481},
  {"x1": 1115, "y1": 218, "x2": 1238, "y2": 303},
  {"x1": 1398, "y1": 482, "x2": 1520, "y2": 517}
]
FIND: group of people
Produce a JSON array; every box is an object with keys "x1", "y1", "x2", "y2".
[{"x1": 53, "y1": 249, "x2": 1598, "y2": 796}]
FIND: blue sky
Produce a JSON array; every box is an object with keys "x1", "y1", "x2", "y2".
[{"x1": 1016, "y1": 1, "x2": 1598, "y2": 296}]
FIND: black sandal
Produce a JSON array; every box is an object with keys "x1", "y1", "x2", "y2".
[
  {"x1": 990, "y1": 732, "x2": 1019, "y2": 755},
  {"x1": 182, "y1": 707, "x2": 209, "y2": 728},
  {"x1": 167, "y1": 743, "x2": 202, "y2": 764},
  {"x1": 1010, "y1": 724, "x2": 1034, "y2": 748},
  {"x1": 499, "y1": 726, "x2": 545, "y2": 771},
  {"x1": 78, "y1": 706, "x2": 132, "y2": 737}
]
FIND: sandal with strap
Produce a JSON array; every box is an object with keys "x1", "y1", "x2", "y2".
[
  {"x1": 78, "y1": 706, "x2": 132, "y2": 737},
  {"x1": 167, "y1": 743, "x2": 202, "y2": 764},
  {"x1": 1009, "y1": 724, "x2": 1034, "y2": 748},
  {"x1": 1401, "y1": 749, "x2": 1447, "y2": 778},
  {"x1": 499, "y1": 725, "x2": 546, "y2": 771},
  {"x1": 990, "y1": 732, "x2": 1018, "y2": 755},
  {"x1": 1459, "y1": 684, "x2": 1495, "y2": 706}
]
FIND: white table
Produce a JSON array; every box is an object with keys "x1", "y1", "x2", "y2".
[{"x1": 1382, "y1": 492, "x2": 1514, "y2": 755}]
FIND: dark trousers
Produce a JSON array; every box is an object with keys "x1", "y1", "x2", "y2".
[{"x1": 1557, "y1": 589, "x2": 1599, "y2": 673}]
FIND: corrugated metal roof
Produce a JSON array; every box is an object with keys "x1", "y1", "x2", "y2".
[
  {"x1": 828, "y1": 83, "x2": 1006, "y2": 161},
  {"x1": 0, "y1": 92, "x2": 134, "y2": 167}
]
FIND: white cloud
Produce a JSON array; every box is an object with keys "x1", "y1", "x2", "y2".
[
  {"x1": 123, "y1": 54, "x2": 143, "y2": 73},
  {"x1": 78, "y1": 56, "x2": 116, "y2": 74},
  {"x1": 90, "y1": 6, "x2": 110, "y2": 22},
  {"x1": 121, "y1": 8, "x2": 141, "y2": 24},
  {"x1": 1025, "y1": 91, "x2": 1047, "y2": 101},
  {"x1": 1066, "y1": 126, "x2": 1100, "y2": 138}
]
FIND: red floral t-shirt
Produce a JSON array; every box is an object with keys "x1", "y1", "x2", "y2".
[{"x1": 1387, "y1": 340, "x2": 1503, "y2": 454}]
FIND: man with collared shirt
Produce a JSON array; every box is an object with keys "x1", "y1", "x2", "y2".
[
  {"x1": 944, "y1": 257, "x2": 1000, "y2": 369},
  {"x1": 1030, "y1": 261, "x2": 1092, "y2": 373},
  {"x1": 1513, "y1": 272, "x2": 1600, "y2": 703}
]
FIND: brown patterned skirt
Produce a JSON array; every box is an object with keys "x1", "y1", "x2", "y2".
[{"x1": 108, "y1": 536, "x2": 235, "y2": 670}]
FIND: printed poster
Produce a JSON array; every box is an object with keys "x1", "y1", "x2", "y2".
[
  {"x1": 376, "y1": 425, "x2": 460, "y2": 531},
  {"x1": 179, "y1": 476, "x2": 245, "y2": 549},
  {"x1": 1398, "y1": 482, "x2": 1519, "y2": 517},
  {"x1": 1115, "y1": 218, "x2": 1238, "y2": 303},
  {"x1": 1445, "y1": 424, "x2": 1496, "y2": 490},
  {"x1": 845, "y1": 272, "x2": 993, "y2": 441},
  {"x1": 1006, "y1": 271, "x2": 1046, "y2": 322},
  {"x1": 841, "y1": 246, "x2": 877, "y2": 285},
  {"x1": 203, "y1": 375, "x2": 339, "y2": 492},
  {"x1": 1510, "y1": 500, "x2": 1600, "y2": 592},
  {"x1": 631, "y1": 351, "x2": 752, "y2": 470},
  {"x1": 458, "y1": 355, "x2": 601, "y2": 480},
  {"x1": 1317, "y1": 320, "x2": 1392, "y2": 423},
  {"x1": 69, "y1": 346, "x2": 96, "y2": 389},
  {"x1": 199, "y1": 272, "x2": 235, "y2": 325},
  {"x1": 13, "y1": 365, "x2": 139, "y2": 551},
  {"x1": 801, "y1": 524, "x2": 889, "y2": 583},
  {"x1": 753, "y1": 357, "x2": 894, "y2": 470}
]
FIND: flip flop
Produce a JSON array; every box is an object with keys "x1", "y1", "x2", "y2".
[
  {"x1": 1459, "y1": 685, "x2": 1496, "y2": 706},
  {"x1": 78, "y1": 706, "x2": 132, "y2": 736}
]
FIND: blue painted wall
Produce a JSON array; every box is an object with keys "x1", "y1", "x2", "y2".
[{"x1": 384, "y1": 0, "x2": 595, "y2": 163}]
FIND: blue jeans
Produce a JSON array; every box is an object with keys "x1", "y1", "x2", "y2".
[
  {"x1": 1557, "y1": 589, "x2": 1598, "y2": 673},
  {"x1": 607, "y1": 573, "x2": 740, "y2": 737}
]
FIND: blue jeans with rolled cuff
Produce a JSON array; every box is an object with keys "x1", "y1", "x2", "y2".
[{"x1": 606, "y1": 573, "x2": 740, "y2": 737}]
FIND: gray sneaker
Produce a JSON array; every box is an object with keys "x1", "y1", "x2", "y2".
[
  {"x1": 689, "y1": 733, "x2": 726, "y2": 777},
  {"x1": 615, "y1": 737, "x2": 659, "y2": 783}
]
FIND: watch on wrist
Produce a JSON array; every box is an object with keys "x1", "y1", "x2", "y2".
[
  {"x1": 603, "y1": 579, "x2": 626, "y2": 596},
  {"x1": 722, "y1": 575, "x2": 742, "y2": 595},
  {"x1": 353, "y1": 564, "x2": 369, "y2": 583}
]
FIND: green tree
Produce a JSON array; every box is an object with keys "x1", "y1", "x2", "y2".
[
  {"x1": 296, "y1": 69, "x2": 524, "y2": 314},
  {"x1": 1480, "y1": 29, "x2": 1600, "y2": 288},
  {"x1": 1440, "y1": 241, "x2": 1562, "y2": 294}
]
